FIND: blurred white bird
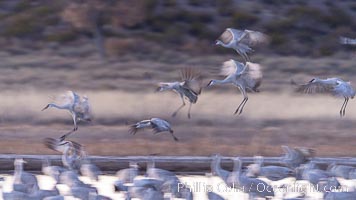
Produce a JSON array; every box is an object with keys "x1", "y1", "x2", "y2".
[
  {"x1": 80, "y1": 151, "x2": 102, "y2": 182},
  {"x1": 207, "y1": 59, "x2": 262, "y2": 115},
  {"x1": 42, "y1": 91, "x2": 92, "y2": 140},
  {"x1": 215, "y1": 28, "x2": 269, "y2": 62},
  {"x1": 293, "y1": 77, "x2": 355, "y2": 117},
  {"x1": 129, "y1": 118, "x2": 178, "y2": 141},
  {"x1": 13, "y1": 158, "x2": 39, "y2": 194},
  {"x1": 157, "y1": 67, "x2": 203, "y2": 118}
]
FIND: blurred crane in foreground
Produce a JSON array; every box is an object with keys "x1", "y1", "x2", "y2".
[
  {"x1": 207, "y1": 60, "x2": 262, "y2": 115},
  {"x1": 215, "y1": 28, "x2": 269, "y2": 62},
  {"x1": 157, "y1": 67, "x2": 203, "y2": 119},
  {"x1": 42, "y1": 91, "x2": 92, "y2": 140},
  {"x1": 44, "y1": 137, "x2": 83, "y2": 170},
  {"x1": 292, "y1": 77, "x2": 355, "y2": 117}
]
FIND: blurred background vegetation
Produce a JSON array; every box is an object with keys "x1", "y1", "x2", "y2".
[{"x1": 0, "y1": 0, "x2": 355, "y2": 59}]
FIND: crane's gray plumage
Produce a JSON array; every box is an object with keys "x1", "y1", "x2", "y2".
[
  {"x1": 59, "y1": 170, "x2": 87, "y2": 187},
  {"x1": 43, "y1": 196, "x2": 65, "y2": 200},
  {"x1": 210, "y1": 154, "x2": 230, "y2": 184},
  {"x1": 157, "y1": 67, "x2": 202, "y2": 118},
  {"x1": 324, "y1": 191, "x2": 356, "y2": 200},
  {"x1": 128, "y1": 186, "x2": 165, "y2": 200},
  {"x1": 43, "y1": 195, "x2": 64, "y2": 200},
  {"x1": 42, "y1": 159, "x2": 67, "y2": 183},
  {"x1": 79, "y1": 151, "x2": 101, "y2": 182},
  {"x1": 281, "y1": 145, "x2": 314, "y2": 168},
  {"x1": 216, "y1": 28, "x2": 269, "y2": 62},
  {"x1": 129, "y1": 118, "x2": 178, "y2": 141},
  {"x1": 301, "y1": 162, "x2": 333, "y2": 186},
  {"x1": 124, "y1": 175, "x2": 165, "y2": 200},
  {"x1": 327, "y1": 163, "x2": 355, "y2": 179},
  {"x1": 146, "y1": 160, "x2": 182, "y2": 198},
  {"x1": 247, "y1": 156, "x2": 294, "y2": 181},
  {"x1": 208, "y1": 191, "x2": 225, "y2": 200},
  {"x1": 114, "y1": 162, "x2": 139, "y2": 192},
  {"x1": 293, "y1": 77, "x2": 355, "y2": 117},
  {"x1": 227, "y1": 157, "x2": 274, "y2": 199},
  {"x1": 42, "y1": 91, "x2": 92, "y2": 140},
  {"x1": 13, "y1": 158, "x2": 39, "y2": 194},
  {"x1": 116, "y1": 162, "x2": 139, "y2": 183},
  {"x1": 207, "y1": 60, "x2": 262, "y2": 115}
]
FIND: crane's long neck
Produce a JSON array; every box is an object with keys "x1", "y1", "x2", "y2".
[
  {"x1": 62, "y1": 146, "x2": 75, "y2": 169},
  {"x1": 14, "y1": 161, "x2": 23, "y2": 183},
  {"x1": 212, "y1": 156, "x2": 224, "y2": 177},
  {"x1": 210, "y1": 78, "x2": 232, "y2": 86},
  {"x1": 220, "y1": 42, "x2": 230, "y2": 48},
  {"x1": 48, "y1": 103, "x2": 68, "y2": 110},
  {"x1": 233, "y1": 158, "x2": 242, "y2": 178}
]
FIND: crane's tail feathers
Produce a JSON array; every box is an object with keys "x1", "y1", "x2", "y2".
[
  {"x1": 155, "y1": 86, "x2": 162, "y2": 93},
  {"x1": 129, "y1": 125, "x2": 138, "y2": 135},
  {"x1": 43, "y1": 138, "x2": 58, "y2": 151},
  {"x1": 290, "y1": 79, "x2": 299, "y2": 86}
]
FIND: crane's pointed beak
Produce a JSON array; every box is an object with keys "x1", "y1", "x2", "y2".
[{"x1": 41, "y1": 104, "x2": 50, "y2": 111}]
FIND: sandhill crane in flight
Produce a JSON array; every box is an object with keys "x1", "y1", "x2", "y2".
[
  {"x1": 157, "y1": 67, "x2": 203, "y2": 119},
  {"x1": 207, "y1": 59, "x2": 262, "y2": 115},
  {"x1": 42, "y1": 91, "x2": 92, "y2": 140},
  {"x1": 293, "y1": 77, "x2": 355, "y2": 117},
  {"x1": 129, "y1": 118, "x2": 178, "y2": 141},
  {"x1": 215, "y1": 28, "x2": 269, "y2": 62},
  {"x1": 340, "y1": 36, "x2": 356, "y2": 45}
]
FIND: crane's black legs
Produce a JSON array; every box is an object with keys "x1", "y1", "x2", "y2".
[
  {"x1": 340, "y1": 97, "x2": 349, "y2": 117},
  {"x1": 172, "y1": 97, "x2": 186, "y2": 117},
  {"x1": 187, "y1": 103, "x2": 192, "y2": 119},
  {"x1": 234, "y1": 97, "x2": 248, "y2": 115},
  {"x1": 60, "y1": 126, "x2": 78, "y2": 141}
]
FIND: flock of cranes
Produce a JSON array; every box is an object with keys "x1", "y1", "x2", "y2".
[
  {"x1": 2, "y1": 144, "x2": 356, "y2": 199},
  {"x1": 1, "y1": 28, "x2": 355, "y2": 199},
  {"x1": 41, "y1": 28, "x2": 355, "y2": 141}
]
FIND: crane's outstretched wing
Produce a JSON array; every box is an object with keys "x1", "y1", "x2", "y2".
[
  {"x1": 220, "y1": 59, "x2": 246, "y2": 76},
  {"x1": 239, "y1": 30, "x2": 269, "y2": 46},
  {"x1": 180, "y1": 67, "x2": 203, "y2": 95},
  {"x1": 150, "y1": 118, "x2": 171, "y2": 133},
  {"x1": 74, "y1": 96, "x2": 92, "y2": 119},
  {"x1": 244, "y1": 62, "x2": 263, "y2": 80},
  {"x1": 43, "y1": 137, "x2": 82, "y2": 155},
  {"x1": 217, "y1": 28, "x2": 239, "y2": 45},
  {"x1": 294, "y1": 81, "x2": 335, "y2": 94},
  {"x1": 51, "y1": 91, "x2": 77, "y2": 107},
  {"x1": 225, "y1": 28, "x2": 245, "y2": 42},
  {"x1": 129, "y1": 120, "x2": 152, "y2": 135}
]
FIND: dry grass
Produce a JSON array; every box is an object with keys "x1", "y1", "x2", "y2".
[
  {"x1": 0, "y1": 49, "x2": 354, "y2": 156},
  {"x1": 0, "y1": 90, "x2": 355, "y2": 156}
]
